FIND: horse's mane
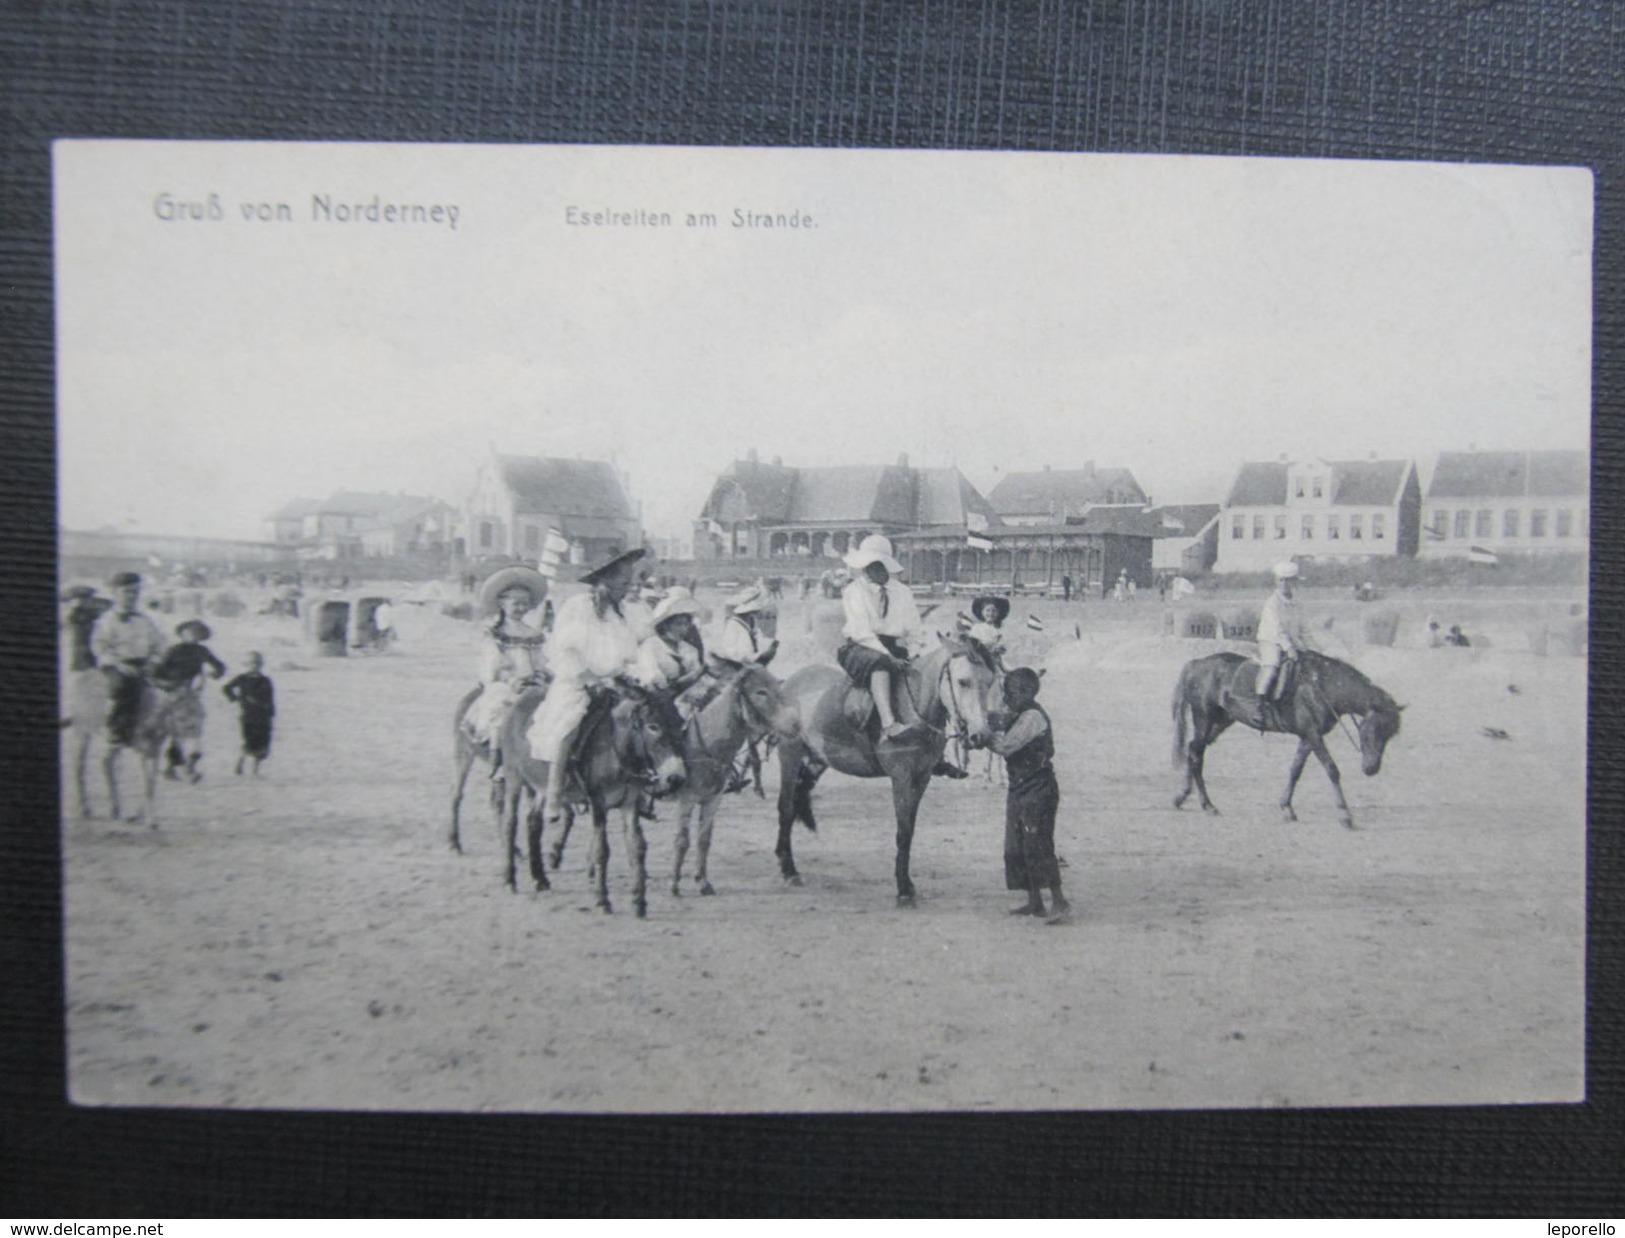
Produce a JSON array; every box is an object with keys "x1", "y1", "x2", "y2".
[{"x1": 1300, "y1": 650, "x2": 1398, "y2": 714}]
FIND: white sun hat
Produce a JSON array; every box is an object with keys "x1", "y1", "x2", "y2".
[
  {"x1": 1272, "y1": 560, "x2": 1300, "y2": 580},
  {"x1": 843, "y1": 533, "x2": 904, "y2": 575},
  {"x1": 650, "y1": 587, "x2": 701, "y2": 627},
  {"x1": 728, "y1": 583, "x2": 772, "y2": 615}
]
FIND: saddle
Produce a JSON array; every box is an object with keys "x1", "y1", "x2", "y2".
[
  {"x1": 1223, "y1": 658, "x2": 1300, "y2": 730},
  {"x1": 838, "y1": 664, "x2": 925, "y2": 737}
]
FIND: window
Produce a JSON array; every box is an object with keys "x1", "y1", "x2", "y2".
[
  {"x1": 1350, "y1": 514, "x2": 1363, "y2": 540},
  {"x1": 1372, "y1": 513, "x2": 1386, "y2": 540},
  {"x1": 1475, "y1": 510, "x2": 1493, "y2": 539},
  {"x1": 1453, "y1": 510, "x2": 1470, "y2": 539},
  {"x1": 1312, "y1": 478, "x2": 1324, "y2": 498},
  {"x1": 1327, "y1": 515, "x2": 1341, "y2": 540},
  {"x1": 1503, "y1": 509, "x2": 1519, "y2": 538},
  {"x1": 1274, "y1": 515, "x2": 1287, "y2": 540},
  {"x1": 479, "y1": 521, "x2": 493, "y2": 550},
  {"x1": 1301, "y1": 515, "x2": 1314, "y2": 541},
  {"x1": 1294, "y1": 477, "x2": 1306, "y2": 498},
  {"x1": 1556, "y1": 508, "x2": 1573, "y2": 537},
  {"x1": 1232, "y1": 515, "x2": 1245, "y2": 540},
  {"x1": 1432, "y1": 509, "x2": 1449, "y2": 537},
  {"x1": 1252, "y1": 515, "x2": 1265, "y2": 540},
  {"x1": 1530, "y1": 509, "x2": 1548, "y2": 537}
]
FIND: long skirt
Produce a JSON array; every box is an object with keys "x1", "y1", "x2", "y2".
[
  {"x1": 527, "y1": 679, "x2": 590, "y2": 763},
  {"x1": 1004, "y1": 773, "x2": 1062, "y2": 891},
  {"x1": 835, "y1": 638, "x2": 908, "y2": 686},
  {"x1": 157, "y1": 684, "x2": 205, "y2": 741}
]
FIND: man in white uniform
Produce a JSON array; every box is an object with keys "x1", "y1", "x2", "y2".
[
  {"x1": 1256, "y1": 559, "x2": 1308, "y2": 722},
  {"x1": 836, "y1": 534, "x2": 928, "y2": 741}
]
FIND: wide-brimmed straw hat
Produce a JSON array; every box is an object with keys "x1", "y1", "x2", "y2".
[
  {"x1": 580, "y1": 546, "x2": 648, "y2": 586},
  {"x1": 61, "y1": 584, "x2": 98, "y2": 601},
  {"x1": 970, "y1": 595, "x2": 1010, "y2": 624},
  {"x1": 109, "y1": 570, "x2": 142, "y2": 588},
  {"x1": 175, "y1": 619, "x2": 212, "y2": 640},
  {"x1": 843, "y1": 534, "x2": 903, "y2": 575},
  {"x1": 728, "y1": 583, "x2": 773, "y2": 616},
  {"x1": 478, "y1": 565, "x2": 549, "y2": 616},
  {"x1": 651, "y1": 587, "x2": 701, "y2": 628},
  {"x1": 1272, "y1": 560, "x2": 1300, "y2": 580}
]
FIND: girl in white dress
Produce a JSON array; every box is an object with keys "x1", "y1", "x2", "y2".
[{"x1": 463, "y1": 566, "x2": 549, "y2": 751}]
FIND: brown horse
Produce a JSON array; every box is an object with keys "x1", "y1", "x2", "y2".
[
  {"x1": 1172, "y1": 650, "x2": 1404, "y2": 829},
  {"x1": 770, "y1": 637, "x2": 999, "y2": 905},
  {"x1": 483, "y1": 686, "x2": 687, "y2": 917}
]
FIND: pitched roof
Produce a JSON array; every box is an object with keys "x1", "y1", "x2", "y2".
[
  {"x1": 700, "y1": 460, "x2": 998, "y2": 528},
  {"x1": 704, "y1": 459, "x2": 798, "y2": 522},
  {"x1": 1329, "y1": 459, "x2": 1411, "y2": 506},
  {"x1": 497, "y1": 455, "x2": 636, "y2": 520},
  {"x1": 1427, "y1": 449, "x2": 1589, "y2": 500},
  {"x1": 1225, "y1": 462, "x2": 1288, "y2": 507},
  {"x1": 988, "y1": 467, "x2": 1146, "y2": 517},
  {"x1": 914, "y1": 467, "x2": 1002, "y2": 527},
  {"x1": 1226, "y1": 460, "x2": 1410, "y2": 507},
  {"x1": 1150, "y1": 504, "x2": 1221, "y2": 538},
  {"x1": 1065, "y1": 506, "x2": 1163, "y2": 537}
]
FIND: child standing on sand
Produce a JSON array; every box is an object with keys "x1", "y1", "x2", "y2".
[
  {"x1": 987, "y1": 666, "x2": 1071, "y2": 925},
  {"x1": 222, "y1": 652, "x2": 276, "y2": 776}
]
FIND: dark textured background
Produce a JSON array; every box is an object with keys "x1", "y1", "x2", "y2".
[{"x1": 2, "y1": 0, "x2": 1621, "y2": 1217}]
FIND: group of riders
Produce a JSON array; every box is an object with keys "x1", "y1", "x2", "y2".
[
  {"x1": 64, "y1": 570, "x2": 275, "y2": 779},
  {"x1": 458, "y1": 533, "x2": 1031, "y2": 822}
]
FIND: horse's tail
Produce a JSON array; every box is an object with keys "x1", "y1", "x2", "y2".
[{"x1": 1172, "y1": 665, "x2": 1191, "y2": 769}]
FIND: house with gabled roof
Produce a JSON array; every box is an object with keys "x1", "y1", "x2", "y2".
[
  {"x1": 1149, "y1": 503, "x2": 1222, "y2": 575},
  {"x1": 1215, "y1": 456, "x2": 1421, "y2": 573},
  {"x1": 1419, "y1": 449, "x2": 1589, "y2": 559},
  {"x1": 264, "y1": 491, "x2": 454, "y2": 560},
  {"x1": 987, "y1": 463, "x2": 1147, "y2": 526},
  {"x1": 462, "y1": 449, "x2": 641, "y2": 565},
  {"x1": 695, "y1": 451, "x2": 999, "y2": 560}
]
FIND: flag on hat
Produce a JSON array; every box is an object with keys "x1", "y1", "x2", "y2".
[
  {"x1": 1025, "y1": 614, "x2": 1045, "y2": 632},
  {"x1": 539, "y1": 527, "x2": 571, "y2": 578}
]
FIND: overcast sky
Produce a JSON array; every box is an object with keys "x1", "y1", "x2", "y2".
[{"x1": 56, "y1": 143, "x2": 1592, "y2": 543}]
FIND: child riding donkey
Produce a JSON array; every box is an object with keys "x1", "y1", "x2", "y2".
[{"x1": 461, "y1": 565, "x2": 552, "y2": 780}]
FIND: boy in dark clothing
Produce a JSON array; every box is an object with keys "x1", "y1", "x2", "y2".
[
  {"x1": 988, "y1": 666, "x2": 1072, "y2": 925},
  {"x1": 222, "y1": 651, "x2": 275, "y2": 775}
]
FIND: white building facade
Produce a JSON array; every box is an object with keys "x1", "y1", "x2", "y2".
[
  {"x1": 1216, "y1": 457, "x2": 1422, "y2": 573},
  {"x1": 1418, "y1": 449, "x2": 1588, "y2": 559}
]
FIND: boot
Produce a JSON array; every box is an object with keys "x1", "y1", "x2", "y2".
[
  {"x1": 186, "y1": 753, "x2": 203, "y2": 784},
  {"x1": 1046, "y1": 892, "x2": 1073, "y2": 926}
]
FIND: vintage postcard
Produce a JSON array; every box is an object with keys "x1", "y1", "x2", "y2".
[{"x1": 55, "y1": 142, "x2": 1590, "y2": 1111}]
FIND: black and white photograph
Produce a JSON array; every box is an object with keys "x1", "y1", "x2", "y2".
[{"x1": 54, "y1": 140, "x2": 1590, "y2": 1114}]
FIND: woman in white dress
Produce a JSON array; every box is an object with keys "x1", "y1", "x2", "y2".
[{"x1": 527, "y1": 547, "x2": 654, "y2": 820}]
